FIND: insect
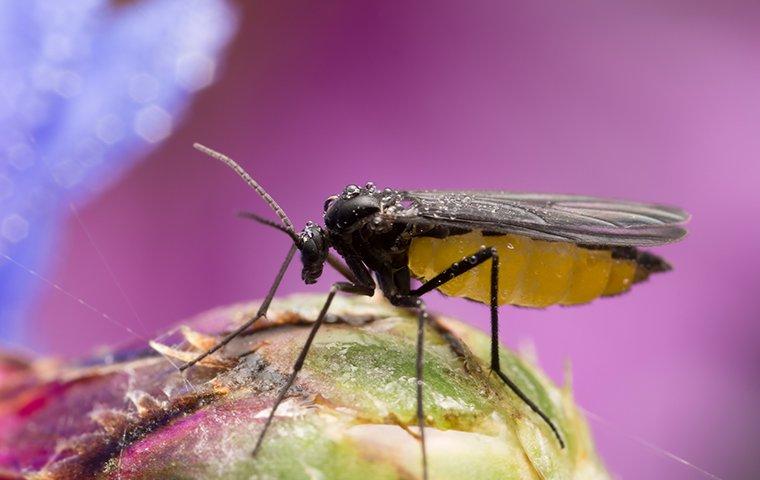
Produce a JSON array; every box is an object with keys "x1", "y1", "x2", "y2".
[{"x1": 181, "y1": 143, "x2": 689, "y2": 479}]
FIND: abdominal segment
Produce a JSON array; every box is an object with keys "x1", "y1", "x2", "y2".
[{"x1": 408, "y1": 230, "x2": 651, "y2": 307}]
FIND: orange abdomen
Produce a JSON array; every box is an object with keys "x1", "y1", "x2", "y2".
[{"x1": 408, "y1": 231, "x2": 647, "y2": 307}]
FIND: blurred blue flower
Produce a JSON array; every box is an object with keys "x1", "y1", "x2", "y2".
[{"x1": 0, "y1": 0, "x2": 237, "y2": 344}]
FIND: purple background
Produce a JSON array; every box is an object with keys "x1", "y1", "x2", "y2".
[{"x1": 24, "y1": 2, "x2": 760, "y2": 478}]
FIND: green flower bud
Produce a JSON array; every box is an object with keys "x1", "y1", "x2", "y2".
[{"x1": 0, "y1": 294, "x2": 609, "y2": 479}]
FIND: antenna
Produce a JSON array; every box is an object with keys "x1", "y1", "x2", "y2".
[
  {"x1": 193, "y1": 143, "x2": 296, "y2": 234},
  {"x1": 238, "y1": 211, "x2": 299, "y2": 242}
]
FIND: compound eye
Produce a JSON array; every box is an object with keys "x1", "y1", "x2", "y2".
[{"x1": 323, "y1": 195, "x2": 338, "y2": 213}]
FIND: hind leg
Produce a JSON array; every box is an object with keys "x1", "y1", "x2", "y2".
[{"x1": 410, "y1": 246, "x2": 565, "y2": 448}]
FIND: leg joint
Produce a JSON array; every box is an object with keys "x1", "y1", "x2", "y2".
[{"x1": 411, "y1": 245, "x2": 501, "y2": 297}]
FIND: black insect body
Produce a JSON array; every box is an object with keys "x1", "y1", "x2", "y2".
[{"x1": 182, "y1": 144, "x2": 689, "y2": 480}]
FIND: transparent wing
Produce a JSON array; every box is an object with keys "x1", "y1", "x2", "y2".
[{"x1": 395, "y1": 190, "x2": 690, "y2": 246}]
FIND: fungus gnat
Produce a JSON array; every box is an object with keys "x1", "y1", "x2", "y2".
[{"x1": 180, "y1": 144, "x2": 689, "y2": 479}]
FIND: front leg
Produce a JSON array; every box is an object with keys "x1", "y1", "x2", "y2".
[
  {"x1": 180, "y1": 243, "x2": 298, "y2": 372},
  {"x1": 252, "y1": 281, "x2": 374, "y2": 456}
]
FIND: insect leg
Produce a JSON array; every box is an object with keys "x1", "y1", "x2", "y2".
[
  {"x1": 179, "y1": 243, "x2": 298, "y2": 372},
  {"x1": 326, "y1": 254, "x2": 359, "y2": 284},
  {"x1": 414, "y1": 299, "x2": 429, "y2": 480},
  {"x1": 252, "y1": 281, "x2": 374, "y2": 457},
  {"x1": 486, "y1": 253, "x2": 566, "y2": 449},
  {"x1": 410, "y1": 247, "x2": 565, "y2": 448},
  {"x1": 381, "y1": 294, "x2": 429, "y2": 480}
]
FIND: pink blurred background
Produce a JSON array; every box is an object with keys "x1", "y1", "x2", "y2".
[{"x1": 25, "y1": 2, "x2": 760, "y2": 478}]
